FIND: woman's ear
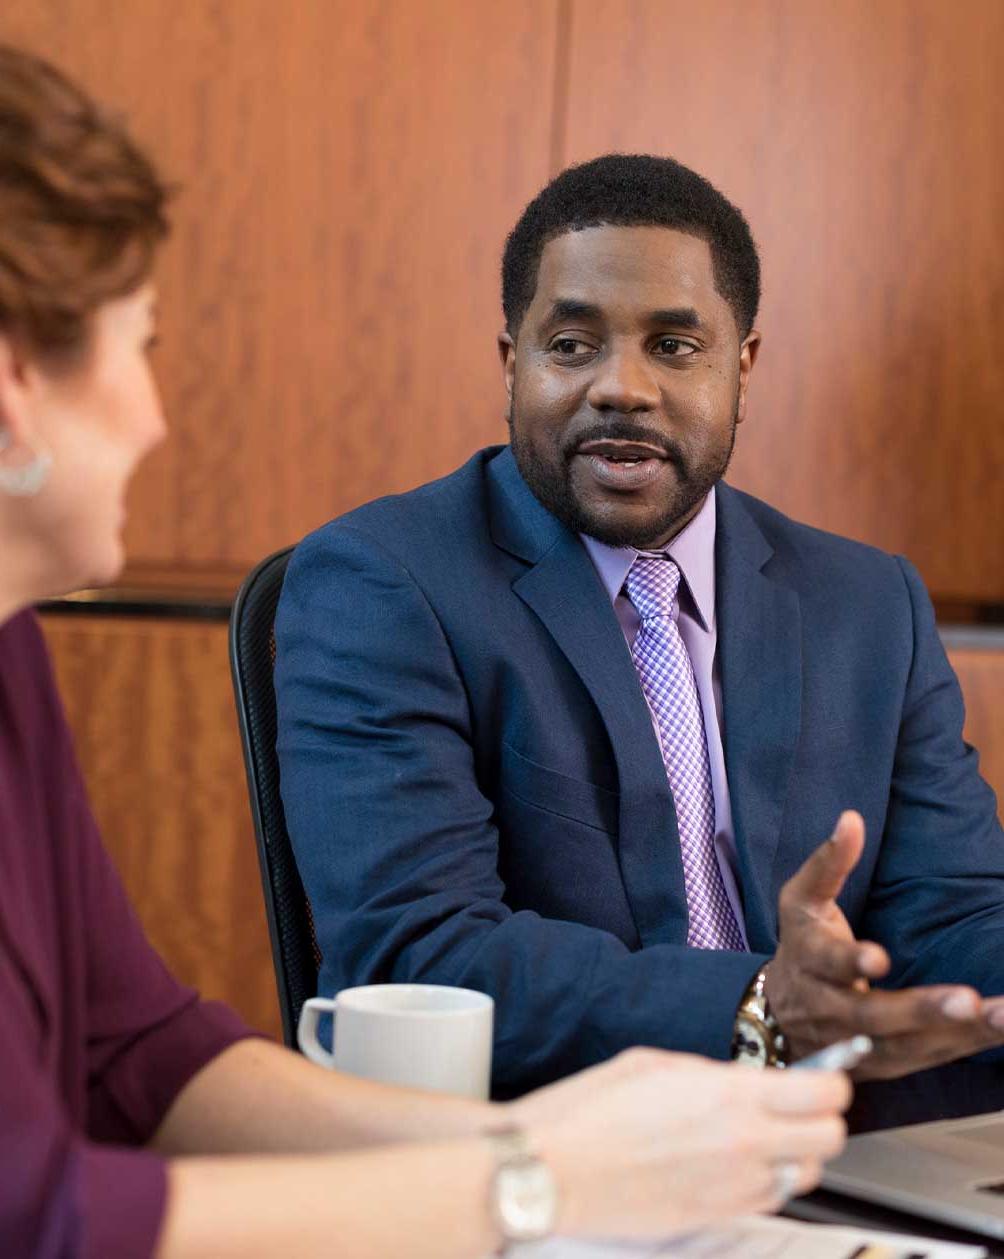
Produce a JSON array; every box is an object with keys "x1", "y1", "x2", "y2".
[
  {"x1": 0, "y1": 333, "x2": 33, "y2": 439},
  {"x1": 0, "y1": 335, "x2": 52, "y2": 497}
]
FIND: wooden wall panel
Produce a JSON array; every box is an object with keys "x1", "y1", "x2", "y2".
[
  {"x1": 39, "y1": 614, "x2": 282, "y2": 1041},
  {"x1": 1, "y1": 0, "x2": 559, "y2": 576},
  {"x1": 949, "y1": 646, "x2": 1004, "y2": 816},
  {"x1": 560, "y1": 0, "x2": 1004, "y2": 602}
]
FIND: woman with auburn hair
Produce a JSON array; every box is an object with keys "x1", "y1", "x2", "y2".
[{"x1": 0, "y1": 44, "x2": 850, "y2": 1259}]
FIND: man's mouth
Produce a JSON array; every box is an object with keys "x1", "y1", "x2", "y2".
[
  {"x1": 572, "y1": 439, "x2": 670, "y2": 491},
  {"x1": 574, "y1": 438, "x2": 668, "y2": 466}
]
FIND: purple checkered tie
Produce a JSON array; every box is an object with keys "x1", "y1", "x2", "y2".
[{"x1": 625, "y1": 556, "x2": 745, "y2": 951}]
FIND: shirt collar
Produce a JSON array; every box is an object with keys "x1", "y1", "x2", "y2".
[{"x1": 580, "y1": 487, "x2": 717, "y2": 631}]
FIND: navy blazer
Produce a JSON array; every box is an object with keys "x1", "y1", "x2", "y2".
[{"x1": 275, "y1": 445, "x2": 1004, "y2": 1096}]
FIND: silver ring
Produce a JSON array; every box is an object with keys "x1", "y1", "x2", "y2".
[{"x1": 771, "y1": 1160, "x2": 802, "y2": 1204}]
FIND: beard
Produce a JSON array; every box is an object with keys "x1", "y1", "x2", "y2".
[{"x1": 507, "y1": 397, "x2": 740, "y2": 549}]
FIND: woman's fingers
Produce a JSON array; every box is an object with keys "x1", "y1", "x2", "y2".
[
  {"x1": 760, "y1": 1114, "x2": 848, "y2": 1161},
  {"x1": 757, "y1": 1067, "x2": 852, "y2": 1117},
  {"x1": 793, "y1": 1156, "x2": 826, "y2": 1198},
  {"x1": 760, "y1": 1157, "x2": 826, "y2": 1211},
  {"x1": 727, "y1": 1154, "x2": 827, "y2": 1221}
]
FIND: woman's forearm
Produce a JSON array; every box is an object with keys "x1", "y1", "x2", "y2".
[
  {"x1": 153, "y1": 1043, "x2": 853, "y2": 1257},
  {"x1": 152, "y1": 1039, "x2": 499, "y2": 1156},
  {"x1": 157, "y1": 1140, "x2": 503, "y2": 1259}
]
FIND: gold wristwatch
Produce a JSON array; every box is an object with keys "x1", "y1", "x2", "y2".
[{"x1": 731, "y1": 966, "x2": 790, "y2": 1067}]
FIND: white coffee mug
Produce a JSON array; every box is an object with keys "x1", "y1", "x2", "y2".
[{"x1": 297, "y1": 983, "x2": 494, "y2": 1099}]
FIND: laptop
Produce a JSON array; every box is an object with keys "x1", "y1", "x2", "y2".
[{"x1": 823, "y1": 1110, "x2": 1004, "y2": 1239}]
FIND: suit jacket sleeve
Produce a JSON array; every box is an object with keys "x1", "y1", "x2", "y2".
[
  {"x1": 861, "y1": 556, "x2": 1004, "y2": 999},
  {"x1": 275, "y1": 524, "x2": 765, "y2": 1095}
]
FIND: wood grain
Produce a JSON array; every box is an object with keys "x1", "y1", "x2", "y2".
[
  {"x1": 1, "y1": 0, "x2": 559, "y2": 571},
  {"x1": 948, "y1": 646, "x2": 1004, "y2": 817},
  {"x1": 2, "y1": 1, "x2": 1000, "y2": 602},
  {"x1": 39, "y1": 614, "x2": 282, "y2": 1041},
  {"x1": 560, "y1": 0, "x2": 1004, "y2": 602}
]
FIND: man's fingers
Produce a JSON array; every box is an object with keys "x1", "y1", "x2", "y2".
[
  {"x1": 982, "y1": 997, "x2": 1004, "y2": 1033},
  {"x1": 787, "y1": 984, "x2": 984, "y2": 1043},
  {"x1": 779, "y1": 811, "x2": 866, "y2": 913},
  {"x1": 851, "y1": 985, "x2": 984, "y2": 1038},
  {"x1": 779, "y1": 983, "x2": 991, "y2": 1067},
  {"x1": 791, "y1": 931, "x2": 888, "y2": 986},
  {"x1": 858, "y1": 1018, "x2": 1004, "y2": 1080}
]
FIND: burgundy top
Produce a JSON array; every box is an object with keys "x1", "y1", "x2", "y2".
[{"x1": 0, "y1": 612, "x2": 253, "y2": 1258}]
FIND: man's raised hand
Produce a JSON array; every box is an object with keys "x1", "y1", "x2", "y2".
[{"x1": 765, "y1": 811, "x2": 1004, "y2": 1080}]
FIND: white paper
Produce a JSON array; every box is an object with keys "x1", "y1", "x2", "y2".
[{"x1": 515, "y1": 1214, "x2": 987, "y2": 1259}]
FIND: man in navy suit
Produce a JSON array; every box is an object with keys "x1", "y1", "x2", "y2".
[{"x1": 275, "y1": 155, "x2": 1004, "y2": 1114}]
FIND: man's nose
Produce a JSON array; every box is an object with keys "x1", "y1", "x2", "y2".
[{"x1": 585, "y1": 346, "x2": 660, "y2": 412}]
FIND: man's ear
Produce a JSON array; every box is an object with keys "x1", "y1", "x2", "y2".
[
  {"x1": 736, "y1": 329, "x2": 761, "y2": 425},
  {"x1": 498, "y1": 331, "x2": 515, "y2": 404}
]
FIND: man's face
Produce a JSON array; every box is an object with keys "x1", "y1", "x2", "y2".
[{"x1": 500, "y1": 225, "x2": 759, "y2": 549}]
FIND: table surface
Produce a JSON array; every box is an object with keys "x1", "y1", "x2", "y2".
[{"x1": 789, "y1": 1189, "x2": 1004, "y2": 1256}]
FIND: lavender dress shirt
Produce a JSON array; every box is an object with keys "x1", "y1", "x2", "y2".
[{"x1": 581, "y1": 486, "x2": 749, "y2": 944}]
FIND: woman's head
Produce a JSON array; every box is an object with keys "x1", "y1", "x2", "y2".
[{"x1": 0, "y1": 45, "x2": 169, "y2": 600}]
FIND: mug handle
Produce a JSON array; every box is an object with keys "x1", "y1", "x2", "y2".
[{"x1": 297, "y1": 996, "x2": 337, "y2": 1067}]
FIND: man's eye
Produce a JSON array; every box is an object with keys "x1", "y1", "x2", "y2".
[
  {"x1": 656, "y1": 338, "x2": 697, "y2": 356},
  {"x1": 550, "y1": 338, "x2": 593, "y2": 356}
]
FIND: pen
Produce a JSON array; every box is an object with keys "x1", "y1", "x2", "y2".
[{"x1": 792, "y1": 1034, "x2": 873, "y2": 1072}]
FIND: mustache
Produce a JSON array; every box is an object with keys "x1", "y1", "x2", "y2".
[{"x1": 563, "y1": 419, "x2": 685, "y2": 465}]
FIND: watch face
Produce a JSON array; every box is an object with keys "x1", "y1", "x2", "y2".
[
  {"x1": 734, "y1": 1013, "x2": 770, "y2": 1067},
  {"x1": 496, "y1": 1161, "x2": 557, "y2": 1239}
]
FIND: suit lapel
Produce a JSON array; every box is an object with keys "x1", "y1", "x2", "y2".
[
  {"x1": 715, "y1": 484, "x2": 802, "y2": 949},
  {"x1": 487, "y1": 449, "x2": 688, "y2": 946}
]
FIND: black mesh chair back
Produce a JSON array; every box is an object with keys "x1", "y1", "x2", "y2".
[{"x1": 230, "y1": 547, "x2": 320, "y2": 1047}]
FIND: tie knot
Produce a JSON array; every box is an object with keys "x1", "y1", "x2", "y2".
[{"x1": 624, "y1": 556, "x2": 681, "y2": 622}]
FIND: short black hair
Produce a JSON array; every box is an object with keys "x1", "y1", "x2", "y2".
[{"x1": 502, "y1": 153, "x2": 760, "y2": 339}]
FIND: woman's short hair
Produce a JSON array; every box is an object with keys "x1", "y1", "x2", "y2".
[{"x1": 0, "y1": 45, "x2": 169, "y2": 362}]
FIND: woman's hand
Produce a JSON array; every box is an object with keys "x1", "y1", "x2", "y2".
[{"x1": 509, "y1": 1048, "x2": 850, "y2": 1240}]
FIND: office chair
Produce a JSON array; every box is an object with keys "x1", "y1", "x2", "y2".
[{"x1": 230, "y1": 546, "x2": 320, "y2": 1048}]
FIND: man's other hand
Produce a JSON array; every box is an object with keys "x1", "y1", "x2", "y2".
[{"x1": 765, "y1": 811, "x2": 1004, "y2": 1080}]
